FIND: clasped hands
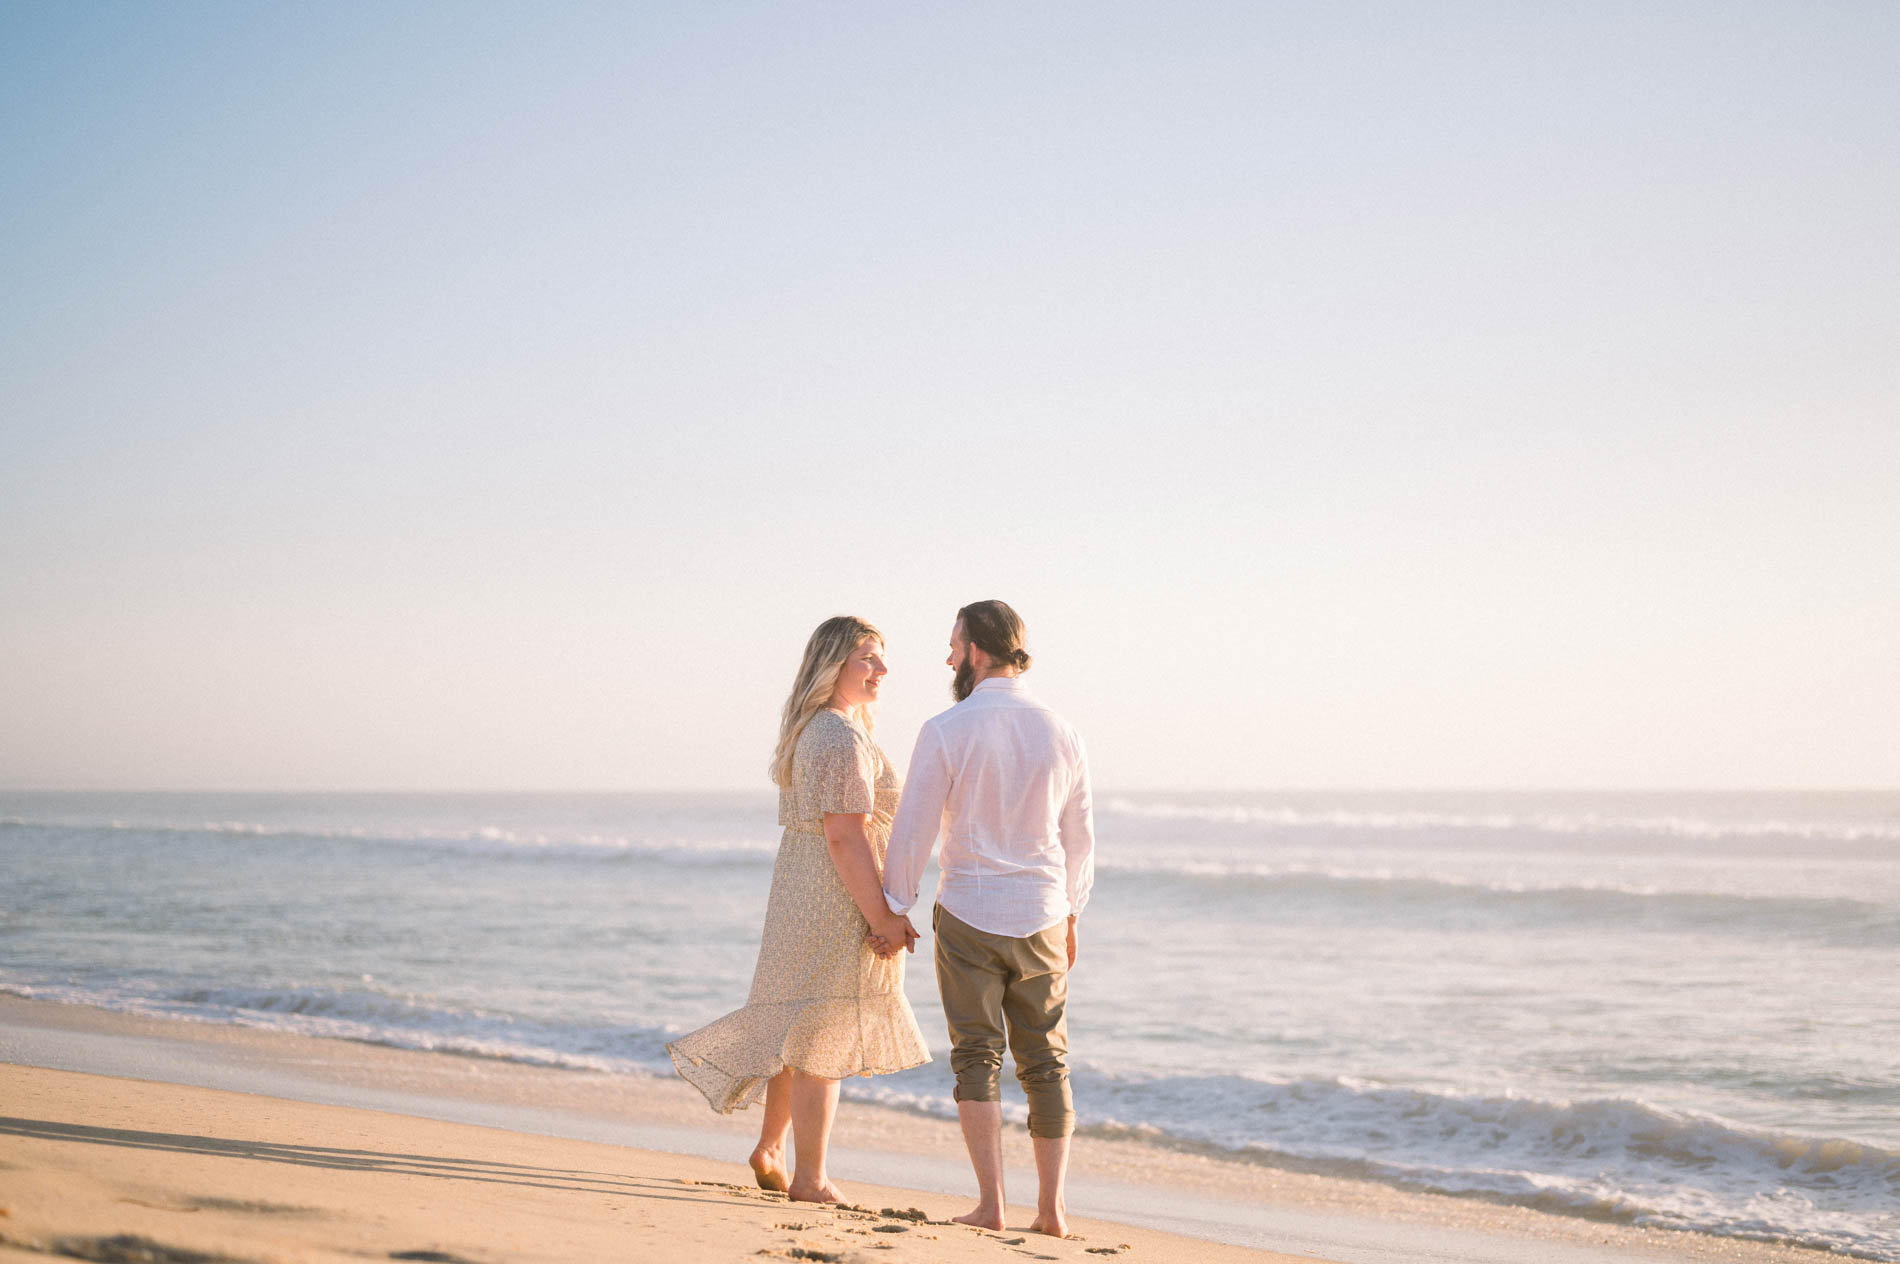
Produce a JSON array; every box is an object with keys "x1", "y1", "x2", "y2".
[{"x1": 865, "y1": 913, "x2": 920, "y2": 959}]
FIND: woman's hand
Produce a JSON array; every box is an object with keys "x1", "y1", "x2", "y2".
[
  {"x1": 820, "y1": 812, "x2": 922, "y2": 958},
  {"x1": 865, "y1": 912, "x2": 918, "y2": 958}
]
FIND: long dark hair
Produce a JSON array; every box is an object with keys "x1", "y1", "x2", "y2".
[{"x1": 956, "y1": 599, "x2": 1031, "y2": 671}]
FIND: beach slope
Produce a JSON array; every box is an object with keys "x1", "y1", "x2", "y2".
[{"x1": 0, "y1": 1062, "x2": 1309, "y2": 1264}]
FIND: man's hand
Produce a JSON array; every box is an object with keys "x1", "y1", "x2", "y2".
[
  {"x1": 1065, "y1": 915, "x2": 1078, "y2": 968},
  {"x1": 866, "y1": 913, "x2": 920, "y2": 959}
]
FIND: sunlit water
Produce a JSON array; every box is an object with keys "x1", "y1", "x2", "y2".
[{"x1": 3, "y1": 790, "x2": 1896, "y2": 1258}]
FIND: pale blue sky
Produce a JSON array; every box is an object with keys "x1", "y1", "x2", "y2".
[{"x1": 3, "y1": 2, "x2": 1896, "y2": 790}]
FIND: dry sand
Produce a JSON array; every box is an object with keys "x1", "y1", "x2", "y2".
[
  {"x1": 0, "y1": 1062, "x2": 1300, "y2": 1264},
  {"x1": 0, "y1": 997, "x2": 1850, "y2": 1264}
]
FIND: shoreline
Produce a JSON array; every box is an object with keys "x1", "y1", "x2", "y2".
[{"x1": 0, "y1": 995, "x2": 1857, "y2": 1264}]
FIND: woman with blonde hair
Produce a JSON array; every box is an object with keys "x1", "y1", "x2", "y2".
[{"x1": 668, "y1": 615, "x2": 930, "y2": 1202}]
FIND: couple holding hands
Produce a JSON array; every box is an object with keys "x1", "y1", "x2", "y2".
[{"x1": 668, "y1": 599, "x2": 1095, "y2": 1238}]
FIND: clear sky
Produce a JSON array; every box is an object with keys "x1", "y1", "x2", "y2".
[{"x1": 3, "y1": 2, "x2": 1896, "y2": 792}]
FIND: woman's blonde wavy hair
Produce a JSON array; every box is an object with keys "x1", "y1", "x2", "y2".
[{"x1": 770, "y1": 615, "x2": 884, "y2": 787}]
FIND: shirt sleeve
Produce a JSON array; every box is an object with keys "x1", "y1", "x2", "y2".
[
  {"x1": 813, "y1": 722, "x2": 876, "y2": 816},
  {"x1": 1059, "y1": 736, "x2": 1095, "y2": 919},
  {"x1": 882, "y1": 721, "x2": 950, "y2": 916}
]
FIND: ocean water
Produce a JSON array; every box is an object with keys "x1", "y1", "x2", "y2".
[{"x1": 2, "y1": 789, "x2": 1896, "y2": 1259}]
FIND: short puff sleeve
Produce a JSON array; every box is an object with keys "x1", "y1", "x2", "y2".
[{"x1": 799, "y1": 712, "x2": 877, "y2": 817}]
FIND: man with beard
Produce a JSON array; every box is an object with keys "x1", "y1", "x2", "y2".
[{"x1": 877, "y1": 599, "x2": 1096, "y2": 1238}]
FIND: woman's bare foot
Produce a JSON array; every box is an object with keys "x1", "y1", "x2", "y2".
[
  {"x1": 952, "y1": 1206, "x2": 1006, "y2": 1230},
  {"x1": 1028, "y1": 1211, "x2": 1070, "y2": 1238},
  {"x1": 748, "y1": 1144, "x2": 789, "y2": 1193},
  {"x1": 787, "y1": 1177, "x2": 844, "y2": 1204}
]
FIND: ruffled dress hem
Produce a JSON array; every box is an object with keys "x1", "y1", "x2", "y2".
[{"x1": 666, "y1": 994, "x2": 932, "y2": 1115}]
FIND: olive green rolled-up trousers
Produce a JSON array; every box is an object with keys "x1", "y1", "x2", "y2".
[{"x1": 932, "y1": 904, "x2": 1074, "y2": 1139}]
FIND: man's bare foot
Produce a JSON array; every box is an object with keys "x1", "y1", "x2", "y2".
[
  {"x1": 748, "y1": 1144, "x2": 789, "y2": 1193},
  {"x1": 787, "y1": 1178, "x2": 844, "y2": 1204},
  {"x1": 952, "y1": 1207, "x2": 1006, "y2": 1230},
  {"x1": 1028, "y1": 1211, "x2": 1070, "y2": 1238}
]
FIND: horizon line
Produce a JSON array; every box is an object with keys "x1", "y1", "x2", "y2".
[{"x1": 4, "y1": 785, "x2": 1897, "y2": 797}]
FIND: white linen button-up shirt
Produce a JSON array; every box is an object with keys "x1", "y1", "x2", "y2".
[{"x1": 882, "y1": 676, "x2": 1095, "y2": 938}]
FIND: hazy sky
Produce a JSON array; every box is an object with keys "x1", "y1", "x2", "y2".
[{"x1": 3, "y1": 2, "x2": 1896, "y2": 792}]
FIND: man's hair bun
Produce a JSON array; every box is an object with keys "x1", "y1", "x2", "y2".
[{"x1": 957, "y1": 599, "x2": 1032, "y2": 673}]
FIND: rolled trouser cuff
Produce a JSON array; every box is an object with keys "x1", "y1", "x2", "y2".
[
  {"x1": 952, "y1": 1068, "x2": 1003, "y2": 1103},
  {"x1": 1024, "y1": 1076, "x2": 1074, "y2": 1138}
]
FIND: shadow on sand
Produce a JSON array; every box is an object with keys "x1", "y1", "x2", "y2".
[{"x1": 0, "y1": 1113, "x2": 754, "y2": 1208}]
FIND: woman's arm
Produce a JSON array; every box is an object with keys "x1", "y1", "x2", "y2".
[{"x1": 823, "y1": 812, "x2": 916, "y2": 955}]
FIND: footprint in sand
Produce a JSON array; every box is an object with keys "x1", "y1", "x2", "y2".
[{"x1": 47, "y1": 1236, "x2": 255, "y2": 1264}]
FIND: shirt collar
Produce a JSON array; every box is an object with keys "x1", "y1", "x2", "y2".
[{"x1": 971, "y1": 675, "x2": 1025, "y2": 694}]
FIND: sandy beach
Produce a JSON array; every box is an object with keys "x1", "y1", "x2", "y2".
[
  {"x1": 3, "y1": 1059, "x2": 1297, "y2": 1264},
  {"x1": 0, "y1": 996, "x2": 1854, "y2": 1264}
]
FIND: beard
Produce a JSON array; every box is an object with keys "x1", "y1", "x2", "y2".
[{"x1": 951, "y1": 656, "x2": 977, "y2": 702}]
